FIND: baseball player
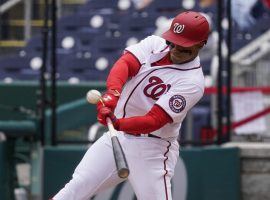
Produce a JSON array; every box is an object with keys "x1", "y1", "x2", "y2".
[{"x1": 52, "y1": 11, "x2": 209, "y2": 200}]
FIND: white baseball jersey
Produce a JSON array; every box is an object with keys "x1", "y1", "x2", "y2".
[
  {"x1": 114, "y1": 35, "x2": 205, "y2": 138},
  {"x1": 53, "y1": 35, "x2": 202, "y2": 200}
]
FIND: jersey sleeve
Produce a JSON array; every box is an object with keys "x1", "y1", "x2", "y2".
[
  {"x1": 125, "y1": 35, "x2": 167, "y2": 64},
  {"x1": 155, "y1": 83, "x2": 204, "y2": 123}
]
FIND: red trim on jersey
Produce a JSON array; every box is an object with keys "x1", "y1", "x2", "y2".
[
  {"x1": 161, "y1": 45, "x2": 170, "y2": 52},
  {"x1": 155, "y1": 104, "x2": 173, "y2": 122},
  {"x1": 151, "y1": 53, "x2": 172, "y2": 67},
  {"x1": 163, "y1": 141, "x2": 171, "y2": 200},
  {"x1": 107, "y1": 52, "x2": 141, "y2": 92},
  {"x1": 118, "y1": 105, "x2": 172, "y2": 134}
]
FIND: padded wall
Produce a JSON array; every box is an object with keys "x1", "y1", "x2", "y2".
[
  {"x1": 43, "y1": 146, "x2": 240, "y2": 200},
  {"x1": 0, "y1": 81, "x2": 106, "y2": 120}
]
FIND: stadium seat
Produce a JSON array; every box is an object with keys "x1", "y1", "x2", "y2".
[
  {"x1": 92, "y1": 35, "x2": 126, "y2": 54},
  {"x1": 82, "y1": 0, "x2": 119, "y2": 10},
  {"x1": 24, "y1": 34, "x2": 81, "y2": 55},
  {"x1": 200, "y1": 59, "x2": 212, "y2": 75},
  {"x1": 147, "y1": 0, "x2": 182, "y2": 12},
  {"x1": 74, "y1": 30, "x2": 98, "y2": 51},
  {"x1": 57, "y1": 13, "x2": 107, "y2": 33},
  {"x1": 119, "y1": 12, "x2": 157, "y2": 33},
  {"x1": 191, "y1": 106, "x2": 211, "y2": 141},
  {"x1": 198, "y1": 95, "x2": 211, "y2": 107},
  {"x1": 0, "y1": 55, "x2": 43, "y2": 80},
  {"x1": 57, "y1": 52, "x2": 113, "y2": 81},
  {"x1": 58, "y1": 54, "x2": 95, "y2": 72},
  {"x1": 24, "y1": 36, "x2": 48, "y2": 53},
  {"x1": 0, "y1": 56, "x2": 29, "y2": 72}
]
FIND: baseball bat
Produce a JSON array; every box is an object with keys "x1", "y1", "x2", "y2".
[
  {"x1": 106, "y1": 118, "x2": 129, "y2": 178},
  {"x1": 86, "y1": 90, "x2": 129, "y2": 179}
]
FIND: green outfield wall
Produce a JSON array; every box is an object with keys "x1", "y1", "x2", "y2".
[
  {"x1": 0, "y1": 81, "x2": 106, "y2": 120},
  {"x1": 0, "y1": 140, "x2": 16, "y2": 200},
  {"x1": 42, "y1": 146, "x2": 240, "y2": 200},
  {"x1": 0, "y1": 81, "x2": 106, "y2": 142}
]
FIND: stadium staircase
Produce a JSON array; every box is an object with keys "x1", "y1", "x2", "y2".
[{"x1": 0, "y1": 0, "x2": 86, "y2": 55}]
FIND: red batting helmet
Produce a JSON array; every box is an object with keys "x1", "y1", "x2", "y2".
[{"x1": 162, "y1": 11, "x2": 210, "y2": 47}]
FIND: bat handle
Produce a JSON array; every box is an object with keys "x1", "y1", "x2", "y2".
[{"x1": 106, "y1": 118, "x2": 117, "y2": 137}]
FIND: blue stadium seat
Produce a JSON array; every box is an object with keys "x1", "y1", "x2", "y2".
[
  {"x1": 74, "y1": 30, "x2": 98, "y2": 51},
  {"x1": 83, "y1": 0, "x2": 119, "y2": 10},
  {"x1": 0, "y1": 55, "x2": 42, "y2": 80},
  {"x1": 24, "y1": 34, "x2": 81, "y2": 55},
  {"x1": 198, "y1": 95, "x2": 211, "y2": 107},
  {"x1": 57, "y1": 13, "x2": 107, "y2": 33},
  {"x1": 92, "y1": 35, "x2": 126, "y2": 54},
  {"x1": 146, "y1": 0, "x2": 182, "y2": 12},
  {"x1": 200, "y1": 59, "x2": 211, "y2": 75},
  {"x1": 24, "y1": 36, "x2": 47, "y2": 53},
  {"x1": 0, "y1": 55, "x2": 33, "y2": 71},
  {"x1": 92, "y1": 52, "x2": 118, "y2": 71},
  {"x1": 57, "y1": 52, "x2": 114, "y2": 81},
  {"x1": 58, "y1": 55, "x2": 95, "y2": 81},
  {"x1": 58, "y1": 54, "x2": 95, "y2": 72},
  {"x1": 0, "y1": 71, "x2": 39, "y2": 81},
  {"x1": 83, "y1": 68, "x2": 109, "y2": 81},
  {"x1": 191, "y1": 106, "x2": 211, "y2": 141},
  {"x1": 119, "y1": 12, "x2": 157, "y2": 33}
]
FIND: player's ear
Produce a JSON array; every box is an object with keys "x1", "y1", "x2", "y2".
[{"x1": 197, "y1": 42, "x2": 205, "y2": 49}]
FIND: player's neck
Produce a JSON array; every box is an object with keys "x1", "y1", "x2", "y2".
[{"x1": 169, "y1": 52, "x2": 198, "y2": 64}]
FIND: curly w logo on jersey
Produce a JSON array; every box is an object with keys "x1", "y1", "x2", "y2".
[{"x1": 143, "y1": 76, "x2": 171, "y2": 100}]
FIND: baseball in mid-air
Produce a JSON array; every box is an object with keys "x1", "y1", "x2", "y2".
[{"x1": 86, "y1": 89, "x2": 101, "y2": 104}]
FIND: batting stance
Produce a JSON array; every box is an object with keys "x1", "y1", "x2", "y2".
[{"x1": 52, "y1": 11, "x2": 210, "y2": 200}]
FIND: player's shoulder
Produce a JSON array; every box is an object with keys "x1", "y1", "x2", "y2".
[
  {"x1": 185, "y1": 70, "x2": 205, "y2": 93},
  {"x1": 143, "y1": 35, "x2": 169, "y2": 54},
  {"x1": 175, "y1": 58, "x2": 205, "y2": 92},
  {"x1": 143, "y1": 35, "x2": 166, "y2": 44}
]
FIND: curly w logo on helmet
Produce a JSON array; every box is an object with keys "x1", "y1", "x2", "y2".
[{"x1": 173, "y1": 23, "x2": 185, "y2": 34}]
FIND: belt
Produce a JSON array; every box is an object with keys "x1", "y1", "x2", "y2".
[{"x1": 136, "y1": 134, "x2": 161, "y2": 139}]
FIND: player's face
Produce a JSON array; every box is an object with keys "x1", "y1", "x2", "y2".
[{"x1": 169, "y1": 42, "x2": 204, "y2": 64}]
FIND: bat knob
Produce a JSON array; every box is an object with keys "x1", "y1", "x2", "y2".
[{"x1": 118, "y1": 168, "x2": 130, "y2": 179}]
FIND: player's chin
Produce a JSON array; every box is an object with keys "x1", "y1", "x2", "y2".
[
  {"x1": 172, "y1": 50, "x2": 192, "y2": 58},
  {"x1": 170, "y1": 53, "x2": 189, "y2": 64}
]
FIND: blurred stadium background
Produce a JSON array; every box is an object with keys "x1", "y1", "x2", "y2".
[{"x1": 0, "y1": 0, "x2": 270, "y2": 199}]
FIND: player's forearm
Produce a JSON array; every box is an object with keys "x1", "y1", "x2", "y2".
[
  {"x1": 117, "y1": 105, "x2": 172, "y2": 134},
  {"x1": 118, "y1": 116, "x2": 164, "y2": 134},
  {"x1": 107, "y1": 52, "x2": 141, "y2": 92}
]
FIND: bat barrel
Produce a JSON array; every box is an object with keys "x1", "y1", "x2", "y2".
[{"x1": 111, "y1": 136, "x2": 129, "y2": 178}]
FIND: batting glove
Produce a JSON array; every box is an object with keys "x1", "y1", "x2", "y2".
[
  {"x1": 97, "y1": 107, "x2": 120, "y2": 129},
  {"x1": 97, "y1": 89, "x2": 120, "y2": 112}
]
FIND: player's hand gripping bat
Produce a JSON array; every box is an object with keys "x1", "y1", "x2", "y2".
[{"x1": 86, "y1": 90, "x2": 129, "y2": 179}]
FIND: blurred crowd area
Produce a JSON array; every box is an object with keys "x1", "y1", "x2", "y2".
[
  {"x1": 0, "y1": 0, "x2": 269, "y2": 83},
  {"x1": 0, "y1": 0, "x2": 270, "y2": 142}
]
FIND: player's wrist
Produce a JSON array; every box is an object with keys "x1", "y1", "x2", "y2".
[
  {"x1": 110, "y1": 115, "x2": 120, "y2": 130},
  {"x1": 107, "y1": 89, "x2": 121, "y2": 97},
  {"x1": 99, "y1": 89, "x2": 120, "y2": 111}
]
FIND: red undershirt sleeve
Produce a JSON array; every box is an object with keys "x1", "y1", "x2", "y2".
[
  {"x1": 117, "y1": 105, "x2": 173, "y2": 134},
  {"x1": 106, "y1": 52, "x2": 141, "y2": 92}
]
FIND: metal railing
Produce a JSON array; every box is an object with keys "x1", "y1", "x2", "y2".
[{"x1": 0, "y1": 0, "x2": 32, "y2": 40}]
